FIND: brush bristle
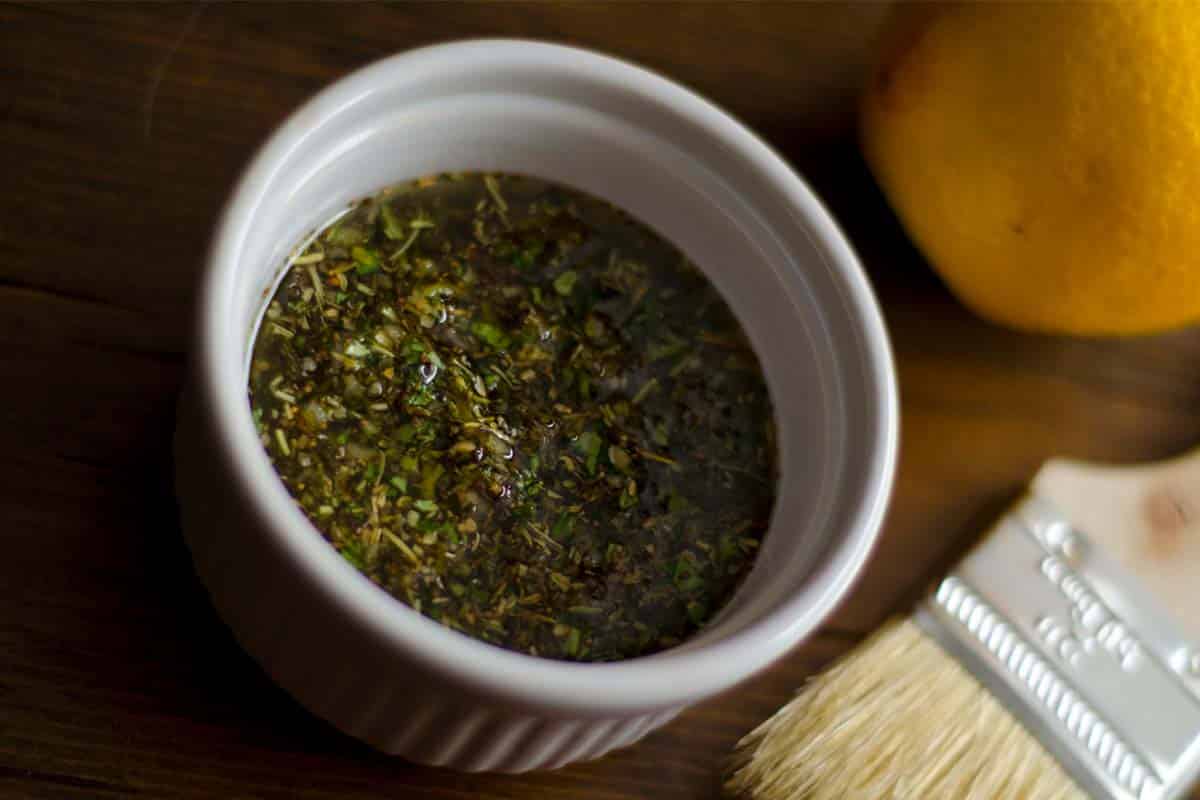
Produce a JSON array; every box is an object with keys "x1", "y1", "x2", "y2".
[{"x1": 726, "y1": 618, "x2": 1085, "y2": 799}]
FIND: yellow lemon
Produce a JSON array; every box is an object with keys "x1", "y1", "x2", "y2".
[{"x1": 861, "y1": 2, "x2": 1200, "y2": 335}]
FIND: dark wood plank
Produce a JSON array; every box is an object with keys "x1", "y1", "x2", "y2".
[{"x1": 3, "y1": 4, "x2": 1198, "y2": 799}]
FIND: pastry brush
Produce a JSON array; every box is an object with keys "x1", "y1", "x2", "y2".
[{"x1": 728, "y1": 450, "x2": 1200, "y2": 800}]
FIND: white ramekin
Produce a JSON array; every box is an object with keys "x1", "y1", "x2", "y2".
[{"x1": 175, "y1": 40, "x2": 898, "y2": 772}]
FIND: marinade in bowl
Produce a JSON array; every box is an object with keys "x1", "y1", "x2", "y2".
[{"x1": 248, "y1": 173, "x2": 776, "y2": 662}]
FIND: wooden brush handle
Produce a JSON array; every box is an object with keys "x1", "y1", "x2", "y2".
[{"x1": 1033, "y1": 449, "x2": 1200, "y2": 640}]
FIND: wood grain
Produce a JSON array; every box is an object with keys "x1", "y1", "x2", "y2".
[{"x1": 3, "y1": 4, "x2": 1199, "y2": 798}]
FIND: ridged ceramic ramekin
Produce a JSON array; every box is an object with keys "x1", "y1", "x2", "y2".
[{"x1": 175, "y1": 40, "x2": 898, "y2": 772}]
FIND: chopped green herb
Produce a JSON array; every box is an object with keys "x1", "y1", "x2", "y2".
[
  {"x1": 380, "y1": 202, "x2": 406, "y2": 241},
  {"x1": 631, "y1": 377, "x2": 659, "y2": 406},
  {"x1": 352, "y1": 246, "x2": 380, "y2": 275},
  {"x1": 574, "y1": 430, "x2": 603, "y2": 475},
  {"x1": 551, "y1": 512, "x2": 575, "y2": 540},
  {"x1": 273, "y1": 428, "x2": 291, "y2": 456},
  {"x1": 248, "y1": 173, "x2": 775, "y2": 662},
  {"x1": 553, "y1": 269, "x2": 578, "y2": 296},
  {"x1": 564, "y1": 627, "x2": 581, "y2": 656},
  {"x1": 471, "y1": 320, "x2": 511, "y2": 350}
]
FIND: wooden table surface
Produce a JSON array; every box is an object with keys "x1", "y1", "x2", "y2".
[{"x1": 6, "y1": 5, "x2": 1200, "y2": 799}]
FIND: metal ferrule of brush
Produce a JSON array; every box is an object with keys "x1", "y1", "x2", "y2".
[{"x1": 916, "y1": 495, "x2": 1200, "y2": 800}]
